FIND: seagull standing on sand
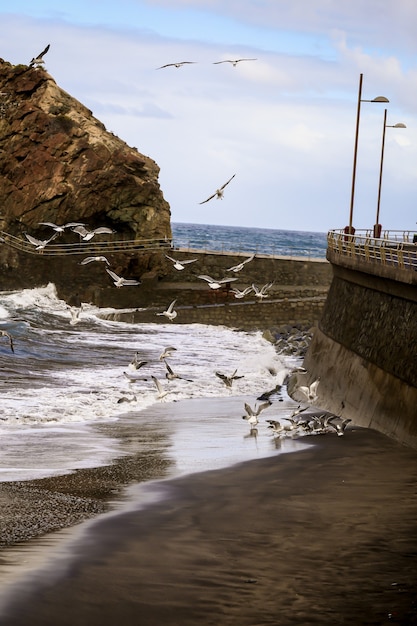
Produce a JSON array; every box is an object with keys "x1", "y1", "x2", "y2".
[
  {"x1": 165, "y1": 255, "x2": 198, "y2": 271},
  {"x1": 215, "y1": 369, "x2": 244, "y2": 389},
  {"x1": 106, "y1": 268, "x2": 141, "y2": 288},
  {"x1": 0, "y1": 330, "x2": 14, "y2": 353},
  {"x1": 213, "y1": 58, "x2": 257, "y2": 67},
  {"x1": 199, "y1": 174, "x2": 236, "y2": 204},
  {"x1": 197, "y1": 275, "x2": 238, "y2": 290},
  {"x1": 227, "y1": 254, "x2": 255, "y2": 273},
  {"x1": 156, "y1": 300, "x2": 178, "y2": 322},
  {"x1": 29, "y1": 44, "x2": 50, "y2": 67},
  {"x1": 156, "y1": 61, "x2": 196, "y2": 69}
]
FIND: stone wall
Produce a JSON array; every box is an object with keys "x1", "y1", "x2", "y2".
[{"x1": 290, "y1": 261, "x2": 417, "y2": 449}]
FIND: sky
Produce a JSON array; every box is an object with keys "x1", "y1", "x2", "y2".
[{"x1": 1, "y1": 1, "x2": 417, "y2": 233}]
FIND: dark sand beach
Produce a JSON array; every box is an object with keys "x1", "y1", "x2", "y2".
[{"x1": 0, "y1": 414, "x2": 416, "y2": 626}]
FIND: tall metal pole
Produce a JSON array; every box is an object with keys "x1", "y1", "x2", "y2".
[
  {"x1": 375, "y1": 108, "x2": 387, "y2": 231},
  {"x1": 348, "y1": 73, "x2": 363, "y2": 234}
]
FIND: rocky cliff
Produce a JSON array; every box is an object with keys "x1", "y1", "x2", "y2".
[{"x1": 0, "y1": 58, "x2": 171, "y2": 241}]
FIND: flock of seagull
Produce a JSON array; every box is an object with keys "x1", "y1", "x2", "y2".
[{"x1": 117, "y1": 345, "x2": 351, "y2": 440}]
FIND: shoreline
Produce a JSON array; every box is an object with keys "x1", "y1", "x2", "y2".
[{"x1": 0, "y1": 416, "x2": 416, "y2": 624}]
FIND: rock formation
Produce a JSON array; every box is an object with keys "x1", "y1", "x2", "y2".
[{"x1": 0, "y1": 58, "x2": 171, "y2": 241}]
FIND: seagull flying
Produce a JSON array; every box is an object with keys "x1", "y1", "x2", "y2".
[
  {"x1": 0, "y1": 330, "x2": 14, "y2": 353},
  {"x1": 230, "y1": 286, "x2": 253, "y2": 299},
  {"x1": 199, "y1": 174, "x2": 236, "y2": 204},
  {"x1": 213, "y1": 58, "x2": 257, "y2": 67},
  {"x1": 242, "y1": 400, "x2": 271, "y2": 428},
  {"x1": 151, "y1": 375, "x2": 169, "y2": 400},
  {"x1": 106, "y1": 268, "x2": 141, "y2": 288},
  {"x1": 80, "y1": 256, "x2": 110, "y2": 266},
  {"x1": 29, "y1": 44, "x2": 50, "y2": 67},
  {"x1": 299, "y1": 378, "x2": 320, "y2": 403},
  {"x1": 156, "y1": 300, "x2": 178, "y2": 322},
  {"x1": 227, "y1": 254, "x2": 255, "y2": 273},
  {"x1": 252, "y1": 282, "x2": 273, "y2": 300},
  {"x1": 69, "y1": 305, "x2": 83, "y2": 326},
  {"x1": 129, "y1": 352, "x2": 148, "y2": 371},
  {"x1": 159, "y1": 346, "x2": 177, "y2": 360},
  {"x1": 327, "y1": 416, "x2": 352, "y2": 436},
  {"x1": 215, "y1": 369, "x2": 244, "y2": 389},
  {"x1": 197, "y1": 275, "x2": 238, "y2": 290},
  {"x1": 72, "y1": 225, "x2": 114, "y2": 241},
  {"x1": 164, "y1": 361, "x2": 193, "y2": 382},
  {"x1": 165, "y1": 255, "x2": 198, "y2": 271},
  {"x1": 156, "y1": 61, "x2": 196, "y2": 69},
  {"x1": 39, "y1": 221, "x2": 85, "y2": 234},
  {"x1": 25, "y1": 232, "x2": 58, "y2": 251}
]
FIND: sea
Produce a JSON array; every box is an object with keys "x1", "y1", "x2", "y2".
[{"x1": 0, "y1": 224, "x2": 327, "y2": 486}]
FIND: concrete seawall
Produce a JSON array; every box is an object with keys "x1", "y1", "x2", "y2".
[{"x1": 289, "y1": 254, "x2": 417, "y2": 449}]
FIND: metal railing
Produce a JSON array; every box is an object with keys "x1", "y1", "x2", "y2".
[
  {"x1": 327, "y1": 229, "x2": 417, "y2": 271},
  {"x1": 0, "y1": 230, "x2": 173, "y2": 256}
]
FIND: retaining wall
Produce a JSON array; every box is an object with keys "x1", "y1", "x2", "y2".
[{"x1": 289, "y1": 261, "x2": 417, "y2": 449}]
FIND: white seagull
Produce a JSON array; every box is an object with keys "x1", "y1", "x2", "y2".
[
  {"x1": 230, "y1": 286, "x2": 253, "y2": 299},
  {"x1": 227, "y1": 254, "x2": 255, "y2": 273},
  {"x1": 105, "y1": 268, "x2": 141, "y2": 288},
  {"x1": 72, "y1": 225, "x2": 114, "y2": 241},
  {"x1": 164, "y1": 361, "x2": 193, "y2": 382},
  {"x1": 299, "y1": 378, "x2": 320, "y2": 403},
  {"x1": 25, "y1": 232, "x2": 58, "y2": 251},
  {"x1": 156, "y1": 61, "x2": 196, "y2": 69},
  {"x1": 252, "y1": 282, "x2": 273, "y2": 300},
  {"x1": 242, "y1": 400, "x2": 272, "y2": 429},
  {"x1": 80, "y1": 256, "x2": 110, "y2": 266},
  {"x1": 156, "y1": 300, "x2": 178, "y2": 322},
  {"x1": 199, "y1": 174, "x2": 236, "y2": 204},
  {"x1": 39, "y1": 221, "x2": 85, "y2": 234},
  {"x1": 151, "y1": 375, "x2": 169, "y2": 400},
  {"x1": 215, "y1": 369, "x2": 244, "y2": 389},
  {"x1": 68, "y1": 305, "x2": 83, "y2": 326},
  {"x1": 327, "y1": 416, "x2": 352, "y2": 436},
  {"x1": 129, "y1": 352, "x2": 148, "y2": 371},
  {"x1": 159, "y1": 346, "x2": 177, "y2": 360},
  {"x1": 165, "y1": 255, "x2": 198, "y2": 271},
  {"x1": 29, "y1": 44, "x2": 50, "y2": 67},
  {"x1": 213, "y1": 58, "x2": 257, "y2": 67},
  {"x1": 197, "y1": 275, "x2": 238, "y2": 290}
]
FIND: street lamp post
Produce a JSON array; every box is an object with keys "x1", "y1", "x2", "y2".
[
  {"x1": 347, "y1": 73, "x2": 389, "y2": 238},
  {"x1": 374, "y1": 109, "x2": 406, "y2": 238}
]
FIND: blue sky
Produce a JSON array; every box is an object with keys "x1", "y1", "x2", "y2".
[{"x1": 1, "y1": 0, "x2": 417, "y2": 233}]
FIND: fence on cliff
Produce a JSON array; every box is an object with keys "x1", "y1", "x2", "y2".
[{"x1": 327, "y1": 229, "x2": 417, "y2": 272}]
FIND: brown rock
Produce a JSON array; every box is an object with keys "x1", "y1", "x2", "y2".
[{"x1": 0, "y1": 58, "x2": 171, "y2": 241}]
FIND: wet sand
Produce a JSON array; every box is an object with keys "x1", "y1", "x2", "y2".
[{"x1": 0, "y1": 423, "x2": 416, "y2": 625}]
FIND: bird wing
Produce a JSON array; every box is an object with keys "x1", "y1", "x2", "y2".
[
  {"x1": 72, "y1": 225, "x2": 89, "y2": 236},
  {"x1": 92, "y1": 227, "x2": 114, "y2": 235},
  {"x1": 256, "y1": 401, "x2": 272, "y2": 415},
  {"x1": 80, "y1": 257, "x2": 95, "y2": 265},
  {"x1": 199, "y1": 193, "x2": 217, "y2": 204},
  {"x1": 25, "y1": 233, "x2": 43, "y2": 246},
  {"x1": 165, "y1": 255, "x2": 177, "y2": 263},
  {"x1": 243, "y1": 253, "x2": 255, "y2": 264},
  {"x1": 38, "y1": 44, "x2": 50, "y2": 59},
  {"x1": 181, "y1": 258, "x2": 198, "y2": 264},
  {"x1": 310, "y1": 379, "x2": 320, "y2": 395},
  {"x1": 213, "y1": 60, "x2": 230, "y2": 64},
  {"x1": 198, "y1": 275, "x2": 215, "y2": 283},
  {"x1": 39, "y1": 222, "x2": 58, "y2": 229},
  {"x1": 244, "y1": 403, "x2": 254, "y2": 417},
  {"x1": 106, "y1": 268, "x2": 120, "y2": 281},
  {"x1": 218, "y1": 277, "x2": 238, "y2": 284},
  {"x1": 219, "y1": 174, "x2": 236, "y2": 190},
  {"x1": 165, "y1": 361, "x2": 174, "y2": 375},
  {"x1": 166, "y1": 300, "x2": 177, "y2": 313},
  {"x1": 1, "y1": 331, "x2": 14, "y2": 353},
  {"x1": 215, "y1": 372, "x2": 227, "y2": 382},
  {"x1": 151, "y1": 375, "x2": 164, "y2": 394}
]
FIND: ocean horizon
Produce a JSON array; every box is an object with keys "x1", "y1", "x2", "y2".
[{"x1": 171, "y1": 222, "x2": 328, "y2": 259}]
